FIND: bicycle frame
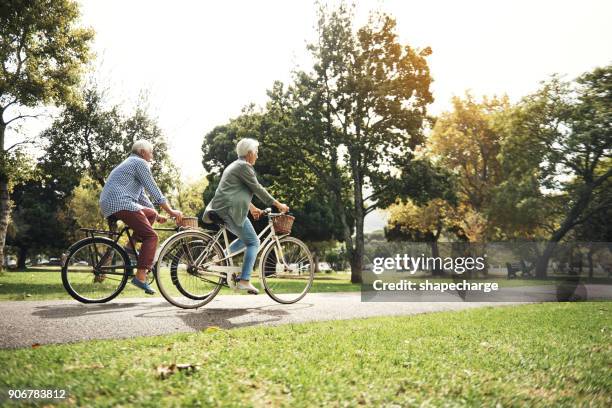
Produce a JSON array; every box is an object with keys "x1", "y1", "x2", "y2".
[
  {"x1": 194, "y1": 215, "x2": 288, "y2": 273},
  {"x1": 77, "y1": 224, "x2": 180, "y2": 272}
]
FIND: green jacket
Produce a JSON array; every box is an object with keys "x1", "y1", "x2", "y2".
[{"x1": 202, "y1": 159, "x2": 275, "y2": 226}]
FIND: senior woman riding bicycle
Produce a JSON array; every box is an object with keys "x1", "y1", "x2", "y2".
[
  {"x1": 202, "y1": 138, "x2": 289, "y2": 294},
  {"x1": 99, "y1": 140, "x2": 183, "y2": 295}
]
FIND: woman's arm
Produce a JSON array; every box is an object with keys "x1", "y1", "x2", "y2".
[
  {"x1": 239, "y1": 166, "x2": 289, "y2": 213},
  {"x1": 236, "y1": 164, "x2": 276, "y2": 206}
]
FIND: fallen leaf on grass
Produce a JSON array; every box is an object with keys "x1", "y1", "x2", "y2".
[{"x1": 156, "y1": 363, "x2": 200, "y2": 379}]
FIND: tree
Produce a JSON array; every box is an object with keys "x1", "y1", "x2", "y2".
[
  {"x1": 263, "y1": 5, "x2": 435, "y2": 283},
  {"x1": 0, "y1": 0, "x2": 93, "y2": 270},
  {"x1": 386, "y1": 199, "x2": 458, "y2": 275},
  {"x1": 201, "y1": 109, "x2": 349, "y2": 247},
  {"x1": 429, "y1": 93, "x2": 511, "y2": 241},
  {"x1": 41, "y1": 84, "x2": 177, "y2": 197},
  {"x1": 7, "y1": 161, "x2": 77, "y2": 268},
  {"x1": 67, "y1": 176, "x2": 105, "y2": 230},
  {"x1": 174, "y1": 176, "x2": 208, "y2": 217},
  {"x1": 504, "y1": 66, "x2": 612, "y2": 277}
]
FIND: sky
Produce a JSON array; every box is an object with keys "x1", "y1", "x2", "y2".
[{"x1": 8, "y1": 0, "x2": 612, "y2": 231}]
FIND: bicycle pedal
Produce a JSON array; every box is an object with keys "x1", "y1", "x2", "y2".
[{"x1": 226, "y1": 272, "x2": 238, "y2": 289}]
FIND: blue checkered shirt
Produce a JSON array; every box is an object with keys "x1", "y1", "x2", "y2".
[{"x1": 99, "y1": 154, "x2": 167, "y2": 218}]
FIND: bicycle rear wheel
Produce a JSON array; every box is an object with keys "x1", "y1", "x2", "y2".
[
  {"x1": 61, "y1": 237, "x2": 129, "y2": 303},
  {"x1": 260, "y1": 236, "x2": 314, "y2": 304},
  {"x1": 155, "y1": 230, "x2": 225, "y2": 309}
]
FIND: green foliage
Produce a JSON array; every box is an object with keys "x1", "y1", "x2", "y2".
[
  {"x1": 7, "y1": 173, "x2": 77, "y2": 265},
  {"x1": 201, "y1": 109, "x2": 349, "y2": 242},
  {"x1": 0, "y1": 0, "x2": 93, "y2": 109},
  {"x1": 41, "y1": 84, "x2": 177, "y2": 196},
  {"x1": 324, "y1": 246, "x2": 349, "y2": 271},
  {"x1": 67, "y1": 176, "x2": 105, "y2": 230},
  {"x1": 261, "y1": 4, "x2": 438, "y2": 282},
  {"x1": 174, "y1": 176, "x2": 208, "y2": 217},
  {"x1": 501, "y1": 65, "x2": 612, "y2": 243}
]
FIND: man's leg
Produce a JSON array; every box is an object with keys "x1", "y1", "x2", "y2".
[{"x1": 113, "y1": 210, "x2": 158, "y2": 283}]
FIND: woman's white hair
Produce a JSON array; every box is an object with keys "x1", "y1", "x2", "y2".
[
  {"x1": 236, "y1": 138, "x2": 259, "y2": 158},
  {"x1": 132, "y1": 139, "x2": 154, "y2": 154}
]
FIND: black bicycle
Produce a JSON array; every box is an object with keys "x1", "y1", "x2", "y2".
[{"x1": 60, "y1": 220, "x2": 180, "y2": 303}]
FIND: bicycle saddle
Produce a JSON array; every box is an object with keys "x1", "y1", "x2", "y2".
[
  {"x1": 207, "y1": 211, "x2": 225, "y2": 225},
  {"x1": 107, "y1": 214, "x2": 119, "y2": 231}
]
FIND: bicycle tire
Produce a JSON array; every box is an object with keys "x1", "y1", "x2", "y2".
[
  {"x1": 259, "y1": 236, "x2": 314, "y2": 304},
  {"x1": 61, "y1": 237, "x2": 130, "y2": 303},
  {"x1": 154, "y1": 230, "x2": 226, "y2": 309}
]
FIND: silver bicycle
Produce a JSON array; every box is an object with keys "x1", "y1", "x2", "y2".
[{"x1": 154, "y1": 208, "x2": 314, "y2": 309}]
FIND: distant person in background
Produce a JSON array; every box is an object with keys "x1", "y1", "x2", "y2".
[
  {"x1": 202, "y1": 138, "x2": 289, "y2": 294},
  {"x1": 99, "y1": 139, "x2": 183, "y2": 294}
]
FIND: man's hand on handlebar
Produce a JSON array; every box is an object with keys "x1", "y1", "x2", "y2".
[{"x1": 160, "y1": 202, "x2": 183, "y2": 224}]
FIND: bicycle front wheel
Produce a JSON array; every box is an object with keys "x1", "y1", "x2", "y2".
[
  {"x1": 61, "y1": 238, "x2": 130, "y2": 303},
  {"x1": 260, "y1": 236, "x2": 314, "y2": 304},
  {"x1": 155, "y1": 230, "x2": 225, "y2": 309}
]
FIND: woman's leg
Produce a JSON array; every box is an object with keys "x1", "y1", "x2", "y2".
[
  {"x1": 223, "y1": 216, "x2": 260, "y2": 281},
  {"x1": 237, "y1": 219, "x2": 259, "y2": 281}
]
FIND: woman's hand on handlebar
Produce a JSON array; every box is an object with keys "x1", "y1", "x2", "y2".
[
  {"x1": 250, "y1": 207, "x2": 265, "y2": 220},
  {"x1": 273, "y1": 201, "x2": 289, "y2": 213}
]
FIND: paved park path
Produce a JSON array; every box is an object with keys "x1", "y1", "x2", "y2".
[{"x1": 1, "y1": 285, "x2": 610, "y2": 349}]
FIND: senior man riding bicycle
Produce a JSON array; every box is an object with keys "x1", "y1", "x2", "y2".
[
  {"x1": 202, "y1": 138, "x2": 289, "y2": 294},
  {"x1": 99, "y1": 140, "x2": 183, "y2": 295}
]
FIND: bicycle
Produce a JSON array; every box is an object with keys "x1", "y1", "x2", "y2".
[
  {"x1": 154, "y1": 208, "x2": 314, "y2": 309},
  {"x1": 61, "y1": 218, "x2": 181, "y2": 304}
]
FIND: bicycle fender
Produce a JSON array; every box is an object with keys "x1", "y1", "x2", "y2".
[{"x1": 154, "y1": 229, "x2": 217, "y2": 264}]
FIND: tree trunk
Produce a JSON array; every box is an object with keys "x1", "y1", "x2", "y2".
[
  {"x1": 587, "y1": 247, "x2": 594, "y2": 279},
  {"x1": 349, "y1": 151, "x2": 364, "y2": 284},
  {"x1": 535, "y1": 185, "x2": 594, "y2": 278},
  {"x1": 430, "y1": 239, "x2": 443, "y2": 276},
  {"x1": 17, "y1": 246, "x2": 27, "y2": 270},
  {"x1": 313, "y1": 251, "x2": 320, "y2": 274},
  {"x1": 0, "y1": 122, "x2": 10, "y2": 272}
]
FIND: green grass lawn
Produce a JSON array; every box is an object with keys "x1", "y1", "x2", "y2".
[
  {"x1": 0, "y1": 269, "x2": 561, "y2": 302},
  {"x1": 0, "y1": 302, "x2": 610, "y2": 407},
  {"x1": 0, "y1": 269, "x2": 361, "y2": 301}
]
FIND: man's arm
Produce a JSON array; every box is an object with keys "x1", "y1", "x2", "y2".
[{"x1": 138, "y1": 189, "x2": 154, "y2": 209}]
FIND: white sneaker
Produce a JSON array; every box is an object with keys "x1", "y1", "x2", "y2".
[{"x1": 236, "y1": 281, "x2": 259, "y2": 295}]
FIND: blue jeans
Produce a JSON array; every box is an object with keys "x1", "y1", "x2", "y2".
[{"x1": 220, "y1": 214, "x2": 260, "y2": 281}]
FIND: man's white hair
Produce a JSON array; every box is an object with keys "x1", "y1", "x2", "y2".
[
  {"x1": 236, "y1": 138, "x2": 259, "y2": 158},
  {"x1": 132, "y1": 139, "x2": 154, "y2": 154}
]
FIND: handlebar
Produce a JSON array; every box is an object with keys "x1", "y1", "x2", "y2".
[{"x1": 263, "y1": 208, "x2": 292, "y2": 217}]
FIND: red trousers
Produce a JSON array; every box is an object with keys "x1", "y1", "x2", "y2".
[{"x1": 113, "y1": 208, "x2": 158, "y2": 269}]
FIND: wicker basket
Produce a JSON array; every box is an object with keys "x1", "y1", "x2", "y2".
[
  {"x1": 272, "y1": 214, "x2": 295, "y2": 235},
  {"x1": 179, "y1": 217, "x2": 199, "y2": 229}
]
